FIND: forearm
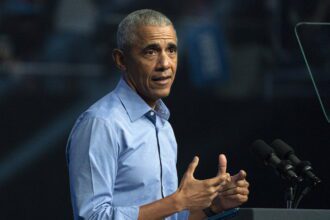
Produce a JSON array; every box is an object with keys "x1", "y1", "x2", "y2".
[{"x1": 138, "y1": 192, "x2": 183, "y2": 220}]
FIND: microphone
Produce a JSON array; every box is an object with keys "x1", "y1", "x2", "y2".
[
  {"x1": 271, "y1": 139, "x2": 321, "y2": 186},
  {"x1": 251, "y1": 139, "x2": 302, "y2": 184}
]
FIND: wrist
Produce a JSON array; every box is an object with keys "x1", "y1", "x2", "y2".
[
  {"x1": 171, "y1": 190, "x2": 186, "y2": 212},
  {"x1": 210, "y1": 203, "x2": 223, "y2": 213},
  {"x1": 203, "y1": 204, "x2": 226, "y2": 218},
  {"x1": 203, "y1": 206, "x2": 217, "y2": 217},
  {"x1": 209, "y1": 198, "x2": 224, "y2": 213}
]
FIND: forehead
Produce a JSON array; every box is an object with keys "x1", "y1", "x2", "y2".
[{"x1": 133, "y1": 25, "x2": 177, "y2": 46}]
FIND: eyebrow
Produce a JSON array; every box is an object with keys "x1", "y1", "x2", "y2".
[
  {"x1": 143, "y1": 43, "x2": 161, "y2": 51},
  {"x1": 142, "y1": 42, "x2": 177, "y2": 51},
  {"x1": 167, "y1": 43, "x2": 177, "y2": 50}
]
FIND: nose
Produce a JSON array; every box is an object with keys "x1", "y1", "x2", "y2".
[{"x1": 156, "y1": 51, "x2": 170, "y2": 71}]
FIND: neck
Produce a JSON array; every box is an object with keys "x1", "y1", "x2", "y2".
[{"x1": 123, "y1": 76, "x2": 157, "y2": 109}]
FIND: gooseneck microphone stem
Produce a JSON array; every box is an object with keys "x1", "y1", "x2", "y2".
[
  {"x1": 285, "y1": 186, "x2": 294, "y2": 209},
  {"x1": 294, "y1": 186, "x2": 312, "y2": 208}
]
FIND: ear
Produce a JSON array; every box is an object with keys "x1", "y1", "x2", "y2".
[{"x1": 112, "y1": 49, "x2": 127, "y2": 71}]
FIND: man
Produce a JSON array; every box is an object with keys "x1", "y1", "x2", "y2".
[{"x1": 67, "y1": 9, "x2": 249, "y2": 220}]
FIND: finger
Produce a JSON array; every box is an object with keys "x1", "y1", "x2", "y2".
[
  {"x1": 217, "y1": 154, "x2": 227, "y2": 176},
  {"x1": 219, "y1": 187, "x2": 249, "y2": 196},
  {"x1": 210, "y1": 191, "x2": 220, "y2": 201},
  {"x1": 219, "y1": 183, "x2": 236, "y2": 192},
  {"x1": 218, "y1": 179, "x2": 249, "y2": 194},
  {"x1": 231, "y1": 170, "x2": 247, "y2": 182},
  {"x1": 236, "y1": 179, "x2": 249, "y2": 188},
  {"x1": 212, "y1": 182, "x2": 227, "y2": 192},
  {"x1": 207, "y1": 173, "x2": 230, "y2": 186},
  {"x1": 219, "y1": 194, "x2": 249, "y2": 203},
  {"x1": 186, "y1": 156, "x2": 199, "y2": 178}
]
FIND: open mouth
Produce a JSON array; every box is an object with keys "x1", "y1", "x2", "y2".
[{"x1": 152, "y1": 75, "x2": 171, "y2": 82}]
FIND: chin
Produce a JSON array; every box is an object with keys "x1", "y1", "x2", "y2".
[{"x1": 154, "y1": 88, "x2": 171, "y2": 99}]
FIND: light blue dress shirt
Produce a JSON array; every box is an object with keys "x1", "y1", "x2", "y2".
[{"x1": 67, "y1": 78, "x2": 189, "y2": 219}]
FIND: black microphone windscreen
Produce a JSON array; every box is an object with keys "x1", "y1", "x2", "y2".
[
  {"x1": 251, "y1": 139, "x2": 274, "y2": 160},
  {"x1": 271, "y1": 139, "x2": 294, "y2": 159}
]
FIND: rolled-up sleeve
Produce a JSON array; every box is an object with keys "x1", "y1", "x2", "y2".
[
  {"x1": 177, "y1": 210, "x2": 189, "y2": 220},
  {"x1": 67, "y1": 117, "x2": 139, "y2": 220}
]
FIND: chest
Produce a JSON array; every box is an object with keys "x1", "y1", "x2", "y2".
[{"x1": 114, "y1": 121, "x2": 177, "y2": 189}]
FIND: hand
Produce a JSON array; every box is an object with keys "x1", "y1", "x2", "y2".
[
  {"x1": 211, "y1": 162, "x2": 249, "y2": 212},
  {"x1": 175, "y1": 156, "x2": 230, "y2": 212}
]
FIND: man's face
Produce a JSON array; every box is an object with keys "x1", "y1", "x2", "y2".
[{"x1": 124, "y1": 25, "x2": 178, "y2": 107}]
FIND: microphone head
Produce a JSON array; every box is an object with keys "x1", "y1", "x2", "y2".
[
  {"x1": 251, "y1": 139, "x2": 302, "y2": 183},
  {"x1": 271, "y1": 139, "x2": 294, "y2": 159},
  {"x1": 251, "y1": 139, "x2": 274, "y2": 161}
]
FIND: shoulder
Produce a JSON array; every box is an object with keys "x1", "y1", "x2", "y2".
[
  {"x1": 88, "y1": 91, "x2": 125, "y2": 121},
  {"x1": 70, "y1": 91, "x2": 129, "y2": 138},
  {"x1": 67, "y1": 92, "x2": 126, "y2": 157}
]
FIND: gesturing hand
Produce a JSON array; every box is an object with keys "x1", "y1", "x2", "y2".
[
  {"x1": 211, "y1": 155, "x2": 250, "y2": 212},
  {"x1": 175, "y1": 156, "x2": 230, "y2": 212}
]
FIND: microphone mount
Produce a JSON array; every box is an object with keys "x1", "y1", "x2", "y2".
[{"x1": 251, "y1": 139, "x2": 321, "y2": 209}]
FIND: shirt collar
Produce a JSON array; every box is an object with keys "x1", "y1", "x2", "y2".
[{"x1": 115, "y1": 78, "x2": 170, "y2": 122}]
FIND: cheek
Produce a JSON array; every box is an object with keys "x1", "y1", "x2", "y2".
[
  {"x1": 133, "y1": 60, "x2": 150, "y2": 76},
  {"x1": 137, "y1": 61, "x2": 154, "y2": 79},
  {"x1": 133, "y1": 64, "x2": 153, "y2": 90},
  {"x1": 171, "y1": 58, "x2": 178, "y2": 71},
  {"x1": 137, "y1": 58, "x2": 153, "y2": 70}
]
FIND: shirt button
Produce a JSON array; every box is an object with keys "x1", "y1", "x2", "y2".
[{"x1": 150, "y1": 111, "x2": 155, "y2": 116}]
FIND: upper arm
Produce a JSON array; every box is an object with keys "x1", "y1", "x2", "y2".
[{"x1": 67, "y1": 117, "x2": 120, "y2": 218}]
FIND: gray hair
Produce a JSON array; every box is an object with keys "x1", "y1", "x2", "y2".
[{"x1": 116, "y1": 9, "x2": 174, "y2": 51}]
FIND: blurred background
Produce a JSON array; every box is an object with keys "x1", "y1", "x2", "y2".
[{"x1": 1, "y1": 0, "x2": 330, "y2": 219}]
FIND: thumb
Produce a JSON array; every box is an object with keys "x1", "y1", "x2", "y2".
[
  {"x1": 185, "y1": 156, "x2": 199, "y2": 178},
  {"x1": 217, "y1": 154, "x2": 227, "y2": 176},
  {"x1": 231, "y1": 170, "x2": 247, "y2": 182}
]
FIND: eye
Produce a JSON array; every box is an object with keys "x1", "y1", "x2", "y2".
[
  {"x1": 144, "y1": 49, "x2": 157, "y2": 56},
  {"x1": 168, "y1": 46, "x2": 177, "y2": 54}
]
